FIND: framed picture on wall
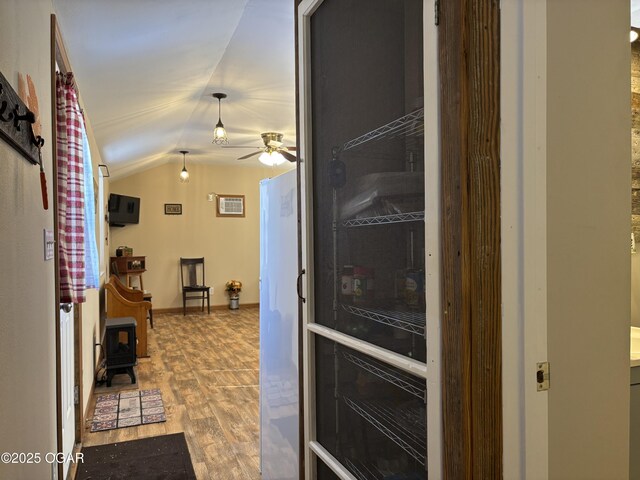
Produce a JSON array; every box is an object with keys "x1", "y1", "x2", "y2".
[
  {"x1": 216, "y1": 195, "x2": 245, "y2": 217},
  {"x1": 164, "y1": 203, "x2": 182, "y2": 215}
]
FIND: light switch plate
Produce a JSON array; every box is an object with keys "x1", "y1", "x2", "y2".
[{"x1": 44, "y1": 228, "x2": 54, "y2": 260}]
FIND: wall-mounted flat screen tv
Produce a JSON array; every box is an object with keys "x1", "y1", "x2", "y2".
[{"x1": 108, "y1": 193, "x2": 140, "y2": 226}]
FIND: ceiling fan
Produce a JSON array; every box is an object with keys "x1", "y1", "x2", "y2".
[{"x1": 223, "y1": 132, "x2": 297, "y2": 165}]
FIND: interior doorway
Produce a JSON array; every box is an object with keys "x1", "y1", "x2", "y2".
[{"x1": 51, "y1": 14, "x2": 84, "y2": 480}]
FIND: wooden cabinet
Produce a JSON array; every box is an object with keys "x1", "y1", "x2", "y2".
[{"x1": 110, "y1": 256, "x2": 146, "y2": 290}]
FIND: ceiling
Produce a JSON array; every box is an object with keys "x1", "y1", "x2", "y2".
[{"x1": 52, "y1": 0, "x2": 296, "y2": 179}]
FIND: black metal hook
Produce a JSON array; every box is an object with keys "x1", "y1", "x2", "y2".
[
  {"x1": 8, "y1": 103, "x2": 43, "y2": 150},
  {"x1": 12, "y1": 104, "x2": 35, "y2": 132},
  {"x1": 0, "y1": 100, "x2": 12, "y2": 122}
]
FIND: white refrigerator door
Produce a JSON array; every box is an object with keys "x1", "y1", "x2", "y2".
[{"x1": 259, "y1": 170, "x2": 299, "y2": 479}]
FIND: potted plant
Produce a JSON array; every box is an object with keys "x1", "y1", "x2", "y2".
[{"x1": 225, "y1": 280, "x2": 242, "y2": 310}]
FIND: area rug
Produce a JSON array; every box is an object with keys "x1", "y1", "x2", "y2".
[
  {"x1": 90, "y1": 389, "x2": 166, "y2": 432},
  {"x1": 75, "y1": 432, "x2": 196, "y2": 480}
]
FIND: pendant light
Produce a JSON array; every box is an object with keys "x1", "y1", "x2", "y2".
[
  {"x1": 212, "y1": 93, "x2": 228, "y2": 144},
  {"x1": 179, "y1": 150, "x2": 190, "y2": 183}
]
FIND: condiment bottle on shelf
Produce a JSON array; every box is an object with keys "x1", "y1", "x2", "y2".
[
  {"x1": 341, "y1": 265, "x2": 354, "y2": 302},
  {"x1": 353, "y1": 266, "x2": 368, "y2": 304}
]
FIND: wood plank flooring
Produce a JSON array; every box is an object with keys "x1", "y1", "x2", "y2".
[{"x1": 82, "y1": 307, "x2": 261, "y2": 479}]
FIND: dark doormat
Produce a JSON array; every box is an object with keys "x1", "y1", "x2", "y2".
[{"x1": 75, "y1": 432, "x2": 196, "y2": 480}]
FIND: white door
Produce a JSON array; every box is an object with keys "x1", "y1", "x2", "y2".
[{"x1": 60, "y1": 303, "x2": 75, "y2": 479}]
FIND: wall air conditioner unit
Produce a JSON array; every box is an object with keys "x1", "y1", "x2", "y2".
[{"x1": 216, "y1": 195, "x2": 245, "y2": 217}]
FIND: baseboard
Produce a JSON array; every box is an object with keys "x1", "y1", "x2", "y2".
[
  {"x1": 83, "y1": 378, "x2": 96, "y2": 423},
  {"x1": 154, "y1": 303, "x2": 259, "y2": 315},
  {"x1": 81, "y1": 360, "x2": 99, "y2": 444}
]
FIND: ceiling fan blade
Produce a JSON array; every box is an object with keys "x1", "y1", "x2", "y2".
[
  {"x1": 237, "y1": 151, "x2": 263, "y2": 160},
  {"x1": 283, "y1": 146, "x2": 297, "y2": 151},
  {"x1": 222, "y1": 146, "x2": 263, "y2": 149},
  {"x1": 279, "y1": 150, "x2": 297, "y2": 162}
]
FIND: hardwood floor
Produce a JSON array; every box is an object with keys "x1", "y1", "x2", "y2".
[{"x1": 82, "y1": 307, "x2": 261, "y2": 479}]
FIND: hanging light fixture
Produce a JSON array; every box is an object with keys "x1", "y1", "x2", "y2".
[
  {"x1": 212, "y1": 93, "x2": 228, "y2": 144},
  {"x1": 179, "y1": 150, "x2": 190, "y2": 183}
]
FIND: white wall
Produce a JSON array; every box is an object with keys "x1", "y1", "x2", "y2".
[
  {"x1": 110, "y1": 162, "x2": 292, "y2": 309},
  {"x1": 546, "y1": 0, "x2": 630, "y2": 478},
  {"x1": 501, "y1": 0, "x2": 550, "y2": 476},
  {"x1": 0, "y1": 1, "x2": 57, "y2": 479},
  {"x1": 502, "y1": 1, "x2": 631, "y2": 478}
]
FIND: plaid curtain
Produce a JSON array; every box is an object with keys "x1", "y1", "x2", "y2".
[{"x1": 56, "y1": 73, "x2": 85, "y2": 303}]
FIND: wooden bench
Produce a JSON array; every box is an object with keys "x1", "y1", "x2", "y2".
[{"x1": 105, "y1": 277, "x2": 152, "y2": 358}]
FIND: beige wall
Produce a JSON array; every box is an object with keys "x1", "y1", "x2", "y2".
[
  {"x1": 110, "y1": 162, "x2": 292, "y2": 310},
  {"x1": 547, "y1": 0, "x2": 630, "y2": 478},
  {"x1": 0, "y1": 1, "x2": 57, "y2": 478},
  {"x1": 0, "y1": 4, "x2": 109, "y2": 477}
]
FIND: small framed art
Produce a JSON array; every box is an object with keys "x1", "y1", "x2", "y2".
[{"x1": 164, "y1": 203, "x2": 182, "y2": 215}]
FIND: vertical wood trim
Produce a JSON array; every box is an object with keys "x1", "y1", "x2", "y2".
[
  {"x1": 439, "y1": 0, "x2": 502, "y2": 477},
  {"x1": 439, "y1": 0, "x2": 472, "y2": 476},
  {"x1": 53, "y1": 14, "x2": 88, "y2": 477},
  {"x1": 467, "y1": 0, "x2": 502, "y2": 477},
  {"x1": 51, "y1": 15, "x2": 63, "y2": 480}
]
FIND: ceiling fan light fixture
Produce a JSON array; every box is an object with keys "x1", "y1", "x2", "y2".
[
  {"x1": 212, "y1": 93, "x2": 229, "y2": 145},
  {"x1": 272, "y1": 151, "x2": 286, "y2": 165},
  {"x1": 259, "y1": 150, "x2": 286, "y2": 166},
  {"x1": 258, "y1": 151, "x2": 272, "y2": 166},
  {"x1": 179, "y1": 150, "x2": 190, "y2": 183}
]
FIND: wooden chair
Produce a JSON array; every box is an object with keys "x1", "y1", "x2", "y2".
[
  {"x1": 180, "y1": 257, "x2": 210, "y2": 316},
  {"x1": 109, "y1": 274, "x2": 153, "y2": 328},
  {"x1": 105, "y1": 280, "x2": 151, "y2": 357}
]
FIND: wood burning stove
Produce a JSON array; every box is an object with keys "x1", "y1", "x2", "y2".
[{"x1": 104, "y1": 317, "x2": 137, "y2": 387}]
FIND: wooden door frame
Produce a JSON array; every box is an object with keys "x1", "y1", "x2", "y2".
[
  {"x1": 438, "y1": 0, "x2": 502, "y2": 478},
  {"x1": 51, "y1": 14, "x2": 84, "y2": 480}
]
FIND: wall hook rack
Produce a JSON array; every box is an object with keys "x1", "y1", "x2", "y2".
[{"x1": 0, "y1": 70, "x2": 44, "y2": 165}]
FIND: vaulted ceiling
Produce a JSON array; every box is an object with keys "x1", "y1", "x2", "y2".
[{"x1": 53, "y1": 0, "x2": 296, "y2": 179}]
